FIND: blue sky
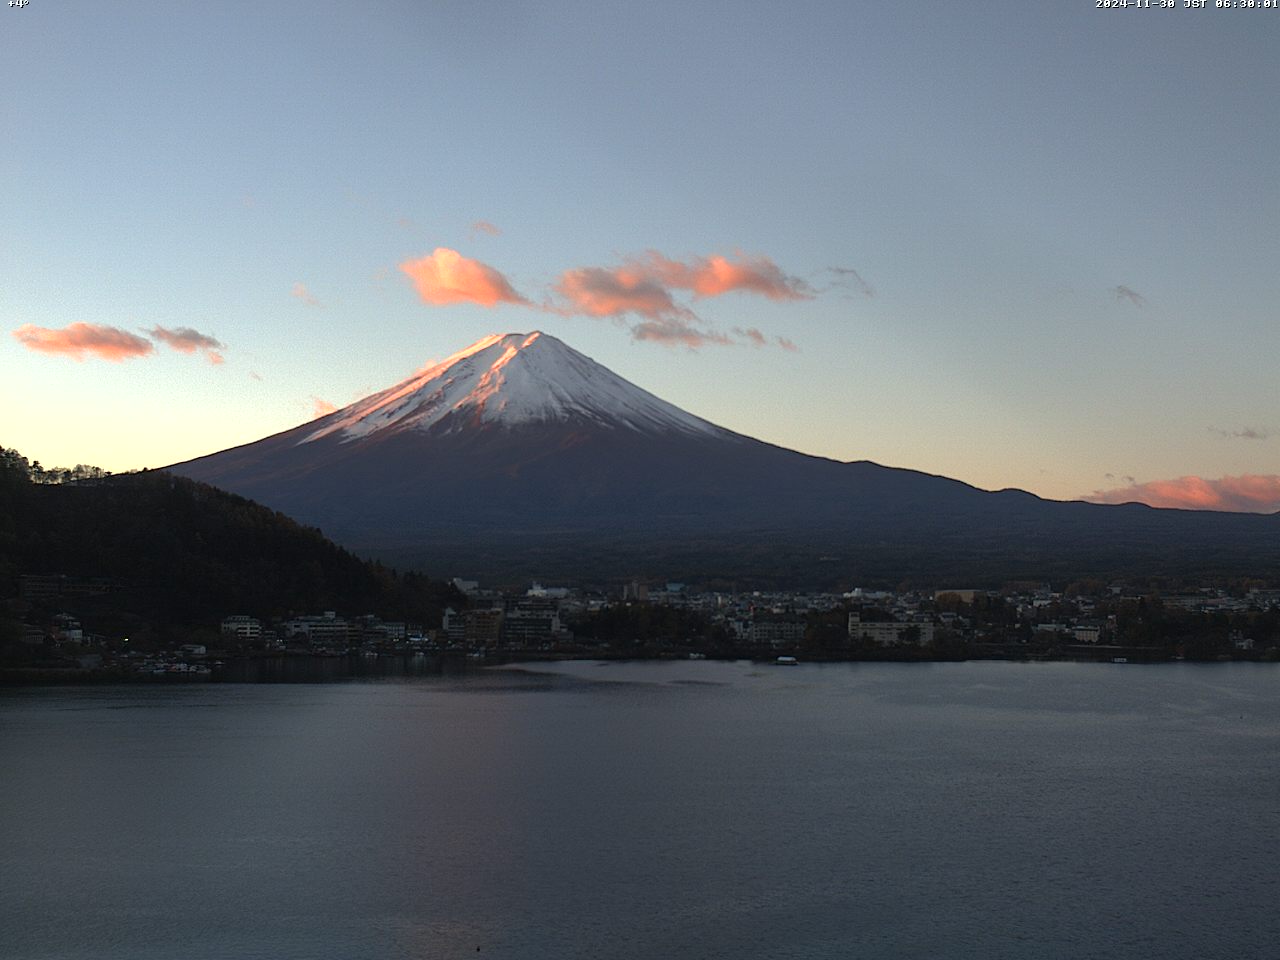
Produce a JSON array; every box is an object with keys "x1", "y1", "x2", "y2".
[{"x1": 4, "y1": 0, "x2": 1278, "y2": 509}]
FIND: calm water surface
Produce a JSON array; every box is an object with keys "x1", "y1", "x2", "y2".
[{"x1": 2, "y1": 660, "x2": 1278, "y2": 959}]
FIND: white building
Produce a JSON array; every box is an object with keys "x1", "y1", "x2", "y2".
[
  {"x1": 1073, "y1": 625, "x2": 1101, "y2": 644},
  {"x1": 220, "y1": 615, "x2": 261, "y2": 641},
  {"x1": 282, "y1": 611, "x2": 352, "y2": 645},
  {"x1": 848, "y1": 613, "x2": 934, "y2": 647}
]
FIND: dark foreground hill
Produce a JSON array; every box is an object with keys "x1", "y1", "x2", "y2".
[{"x1": 0, "y1": 448, "x2": 458, "y2": 645}]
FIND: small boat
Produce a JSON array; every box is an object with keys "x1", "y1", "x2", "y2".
[
  {"x1": 1112, "y1": 657, "x2": 1129, "y2": 664},
  {"x1": 775, "y1": 656, "x2": 799, "y2": 666}
]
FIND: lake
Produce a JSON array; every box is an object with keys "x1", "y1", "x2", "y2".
[{"x1": 2, "y1": 660, "x2": 1277, "y2": 959}]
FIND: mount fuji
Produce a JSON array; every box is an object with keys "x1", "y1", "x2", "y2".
[
  {"x1": 301, "y1": 331, "x2": 728, "y2": 443},
  {"x1": 168, "y1": 332, "x2": 1279, "y2": 585}
]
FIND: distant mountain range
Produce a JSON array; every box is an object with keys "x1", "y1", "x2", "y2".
[{"x1": 167, "y1": 332, "x2": 1280, "y2": 586}]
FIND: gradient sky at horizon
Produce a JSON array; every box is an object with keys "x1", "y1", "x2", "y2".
[{"x1": 4, "y1": 0, "x2": 1277, "y2": 510}]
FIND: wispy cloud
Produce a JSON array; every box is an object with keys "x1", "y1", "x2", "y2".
[
  {"x1": 399, "y1": 248, "x2": 529, "y2": 307},
  {"x1": 631, "y1": 318, "x2": 732, "y2": 350},
  {"x1": 1085, "y1": 474, "x2": 1280, "y2": 513},
  {"x1": 148, "y1": 325, "x2": 225, "y2": 365},
  {"x1": 1209, "y1": 425, "x2": 1269, "y2": 441},
  {"x1": 828, "y1": 266, "x2": 874, "y2": 298},
  {"x1": 291, "y1": 282, "x2": 322, "y2": 307},
  {"x1": 311, "y1": 397, "x2": 337, "y2": 419},
  {"x1": 1111, "y1": 285, "x2": 1146, "y2": 308},
  {"x1": 13, "y1": 322, "x2": 154, "y2": 362},
  {"x1": 729, "y1": 327, "x2": 798, "y2": 351},
  {"x1": 471, "y1": 220, "x2": 501, "y2": 236}
]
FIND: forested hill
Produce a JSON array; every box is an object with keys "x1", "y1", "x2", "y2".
[{"x1": 1, "y1": 448, "x2": 459, "y2": 641}]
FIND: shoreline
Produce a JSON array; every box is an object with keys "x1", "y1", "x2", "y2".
[{"x1": 4, "y1": 646, "x2": 1275, "y2": 685}]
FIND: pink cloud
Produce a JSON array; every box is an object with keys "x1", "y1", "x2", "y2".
[
  {"x1": 391, "y1": 245, "x2": 809, "y2": 350},
  {"x1": 556, "y1": 250, "x2": 809, "y2": 319},
  {"x1": 311, "y1": 397, "x2": 337, "y2": 419},
  {"x1": 555, "y1": 266, "x2": 739, "y2": 349},
  {"x1": 1086, "y1": 474, "x2": 1280, "y2": 513},
  {"x1": 639, "y1": 251, "x2": 811, "y2": 301},
  {"x1": 13, "y1": 322, "x2": 154, "y2": 362},
  {"x1": 291, "y1": 282, "x2": 321, "y2": 307},
  {"x1": 554, "y1": 250, "x2": 808, "y2": 350},
  {"x1": 399, "y1": 248, "x2": 529, "y2": 307},
  {"x1": 555, "y1": 265, "x2": 689, "y2": 321},
  {"x1": 776, "y1": 336, "x2": 799, "y2": 352},
  {"x1": 149, "y1": 325, "x2": 225, "y2": 365},
  {"x1": 471, "y1": 220, "x2": 502, "y2": 236}
]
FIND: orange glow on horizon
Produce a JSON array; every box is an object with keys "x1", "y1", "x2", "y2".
[{"x1": 1086, "y1": 474, "x2": 1280, "y2": 513}]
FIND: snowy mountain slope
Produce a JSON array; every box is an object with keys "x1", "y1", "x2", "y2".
[{"x1": 303, "y1": 331, "x2": 731, "y2": 443}]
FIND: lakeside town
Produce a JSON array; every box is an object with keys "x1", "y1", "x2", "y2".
[{"x1": 7, "y1": 573, "x2": 1280, "y2": 682}]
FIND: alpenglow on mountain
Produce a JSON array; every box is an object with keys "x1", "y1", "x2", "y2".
[
  {"x1": 301, "y1": 331, "x2": 728, "y2": 442},
  {"x1": 168, "y1": 331, "x2": 1280, "y2": 585}
]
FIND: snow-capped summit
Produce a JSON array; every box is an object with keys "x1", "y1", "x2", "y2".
[{"x1": 303, "y1": 331, "x2": 728, "y2": 444}]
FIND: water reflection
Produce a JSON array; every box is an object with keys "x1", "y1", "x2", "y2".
[
  {"x1": 2, "y1": 661, "x2": 1278, "y2": 960},
  {"x1": 215, "y1": 653, "x2": 473, "y2": 683}
]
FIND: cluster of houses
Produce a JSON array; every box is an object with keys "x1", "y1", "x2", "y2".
[
  {"x1": 315, "y1": 578, "x2": 1279, "y2": 655},
  {"x1": 70, "y1": 580, "x2": 1280, "y2": 659},
  {"x1": 12, "y1": 577, "x2": 1280, "y2": 671},
  {"x1": 441, "y1": 579, "x2": 947, "y2": 649},
  {"x1": 220, "y1": 611, "x2": 414, "y2": 652}
]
